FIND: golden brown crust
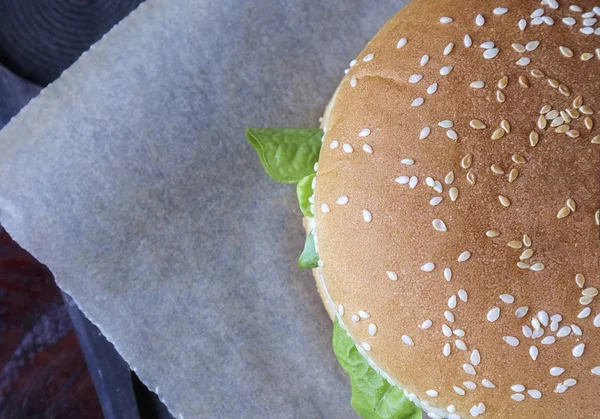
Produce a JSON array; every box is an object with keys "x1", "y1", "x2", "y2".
[{"x1": 314, "y1": 0, "x2": 600, "y2": 417}]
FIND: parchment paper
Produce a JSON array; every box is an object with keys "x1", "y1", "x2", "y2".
[{"x1": 0, "y1": 1, "x2": 408, "y2": 417}]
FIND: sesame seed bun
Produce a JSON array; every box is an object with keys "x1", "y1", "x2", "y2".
[{"x1": 312, "y1": 0, "x2": 600, "y2": 417}]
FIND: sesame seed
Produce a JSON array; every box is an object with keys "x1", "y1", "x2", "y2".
[
  {"x1": 482, "y1": 379, "x2": 496, "y2": 388},
  {"x1": 361, "y1": 342, "x2": 371, "y2": 351},
  {"x1": 321, "y1": 203, "x2": 331, "y2": 213},
  {"x1": 367, "y1": 323, "x2": 377, "y2": 336},
  {"x1": 475, "y1": 14, "x2": 485, "y2": 26},
  {"x1": 596, "y1": 209, "x2": 600, "y2": 224},
  {"x1": 501, "y1": 119, "x2": 511, "y2": 133},
  {"x1": 470, "y1": 81, "x2": 485, "y2": 89},
  {"x1": 438, "y1": 120, "x2": 454, "y2": 128},
  {"x1": 496, "y1": 90, "x2": 505, "y2": 102},
  {"x1": 520, "y1": 249, "x2": 533, "y2": 260},
  {"x1": 402, "y1": 335, "x2": 414, "y2": 346},
  {"x1": 458, "y1": 289, "x2": 468, "y2": 302},
  {"x1": 518, "y1": 19, "x2": 527, "y2": 30},
  {"x1": 444, "y1": 43, "x2": 454, "y2": 55},
  {"x1": 530, "y1": 130, "x2": 540, "y2": 146},
  {"x1": 531, "y1": 17, "x2": 544, "y2": 25},
  {"x1": 566, "y1": 130, "x2": 579, "y2": 138},
  {"x1": 511, "y1": 394, "x2": 525, "y2": 402},
  {"x1": 557, "y1": 326, "x2": 571, "y2": 337},
  {"x1": 543, "y1": 16, "x2": 554, "y2": 25},
  {"x1": 494, "y1": 7, "x2": 508, "y2": 15},
  {"x1": 362, "y1": 144, "x2": 373, "y2": 154},
  {"x1": 440, "y1": 66, "x2": 453, "y2": 76},
  {"x1": 578, "y1": 307, "x2": 591, "y2": 318},
  {"x1": 487, "y1": 307, "x2": 500, "y2": 322},
  {"x1": 426, "y1": 83, "x2": 438, "y2": 95},
  {"x1": 584, "y1": 17, "x2": 597, "y2": 26},
  {"x1": 564, "y1": 378, "x2": 577, "y2": 387},
  {"x1": 336, "y1": 196, "x2": 349, "y2": 206},
  {"x1": 362, "y1": 54, "x2": 374, "y2": 62},
  {"x1": 430, "y1": 197, "x2": 443, "y2": 206},
  {"x1": 526, "y1": 41, "x2": 540, "y2": 51},
  {"x1": 491, "y1": 128, "x2": 505, "y2": 140},
  {"x1": 444, "y1": 171, "x2": 455, "y2": 185},
  {"x1": 342, "y1": 144, "x2": 354, "y2": 153},
  {"x1": 470, "y1": 349, "x2": 481, "y2": 366},
  {"x1": 530, "y1": 263, "x2": 545, "y2": 272},
  {"x1": 421, "y1": 262, "x2": 435, "y2": 272},
  {"x1": 461, "y1": 154, "x2": 473, "y2": 169},
  {"x1": 566, "y1": 199, "x2": 576, "y2": 212},
  {"x1": 426, "y1": 390, "x2": 438, "y2": 398},
  {"x1": 517, "y1": 57, "x2": 530, "y2": 66},
  {"x1": 518, "y1": 76, "x2": 530, "y2": 88},
  {"x1": 349, "y1": 59, "x2": 357, "y2": 67},
  {"x1": 498, "y1": 76, "x2": 508, "y2": 89},
  {"x1": 511, "y1": 384, "x2": 525, "y2": 392},
  {"x1": 559, "y1": 84, "x2": 571, "y2": 97},
  {"x1": 409, "y1": 74, "x2": 423, "y2": 84},
  {"x1": 584, "y1": 117, "x2": 593, "y2": 130},
  {"x1": 458, "y1": 251, "x2": 471, "y2": 262},
  {"x1": 411, "y1": 97, "x2": 425, "y2": 107},
  {"x1": 350, "y1": 78, "x2": 357, "y2": 88},
  {"x1": 508, "y1": 240, "x2": 522, "y2": 249},
  {"x1": 522, "y1": 325, "x2": 533, "y2": 338},
  {"x1": 512, "y1": 43, "x2": 526, "y2": 53},
  {"x1": 420, "y1": 126, "x2": 431, "y2": 140},
  {"x1": 512, "y1": 154, "x2": 525, "y2": 164},
  {"x1": 531, "y1": 8, "x2": 544, "y2": 18},
  {"x1": 554, "y1": 125, "x2": 569, "y2": 134},
  {"x1": 454, "y1": 329, "x2": 465, "y2": 337},
  {"x1": 508, "y1": 168, "x2": 519, "y2": 183},
  {"x1": 351, "y1": 314, "x2": 359, "y2": 323},
  {"x1": 515, "y1": 306, "x2": 529, "y2": 318},
  {"x1": 444, "y1": 268, "x2": 452, "y2": 281},
  {"x1": 498, "y1": 195, "x2": 511, "y2": 207},
  {"x1": 420, "y1": 319, "x2": 433, "y2": 329},
  {"x1": 358, "y1": 310, "x2": 370, "y2": 319},
  {"x1": 538, "y1": 311, "x2": 549, "y2": 326},
  {"x1": 395, "y1": 176, "x2": 409, "y2": 185},
  {"x1": 580, "y1": 105, "x2": 594, "y2": 115},
  {"x1": 337, "y1": 304, "x2": 344, "y2": 316},
  {"x1": 557, "y1": 207, "x2": 571, "y2": 219},
  {"x1": 500, "y1": 294, "x2": 514, "y2": 304},
  {"x1": 445, "y1": 311, "x2": 455, "y2": 323},
  {"x1": 523, "y1": 234, "x2": 531, "y2": 247},
  {"x1": 554, "y1": 384, "x2": 567, "y2": 394},
  {"x1": 362, "y1": 210, "x2": 372, "y2": 223},
  {"x1": 448, "y1": 294, "x2": 457, "y2": 309},
  {"x1": 572, "y1": 343, "x2": 585, "y2": 357},
  {"x1": 449, "y1": 187, "x2": 459, "y2": 201},
  {"x1": 541, "y1": 336, "x2": 556, "y2": 345},
  {"x1": 480, "y1": 41, "x2": 495, "y2": 49},
  {"x1": 550, "y1": 367, "x2": 565, "y2": 377},
  {"x1": 426, "y1": 177, "x2": 435, "y2": 187},
  {"x1": 397, "y1": 38, "x2": 408, "y2": 49},
  {"x1": 594, "y1": 314, "x2": 600, "y2": 327},
  {"x1": 562, "y1": 16, "x2": 576, "y2": 26},
  {"x1": 572, "y1": 324, "x2": 582, "y2": 335},
  {"x1": 386, "y1": 271, "x2": 398, "y2": 281},
  {"x1": 447, "y1": 130, "x2": 458, "y2": 141},
  {"x1": 583, "y1": 26, "x2": 597, "y2": 34},
  {"x1": 581, "y1": 296, "x2": 593, "y2": 305},
  {"x1": 486, "y1": 229, "x2": 500, "y2": 237},
  {"x1": 528, "y1": 389, "x2": 542, "y2": 399},
  {"x1": 432, "y1": 219, "x2": 448, "y2": 232},
  {"x1": 483, "y1": 48, "x2": 499, "y2": 59},
  {"x1": 420, "y1": 54, "x2": 429, "y2": 66},
  {"x1": 440, "y1": 16, "x2": 453, "y2": 24},
  {"x1": 530, "y1": 346, "x2": 539, "y2": 360},
  {"x1": 453, "y1": 386, "x2": 465, "y2": 396},
  {"x1": 358, "y1": 128, "x2": 371, "y2": 137},
  {"x1": 464, "y1": 381, "x2": 477, "y2": 390},
  {"x1": 470, "y1": 119, "x2": 486, "y2": 129},
  {"x1": 464, "y1": 34, "x2": 473, "y2": 47},
  {"x1": 591, "y1": 367, "x2": 600, "y2": 375},
  {"x1": 443, "y1": 343, "x2": 451, "y2": 357},
  {"x1": 581, "y1": 52, "x2": 594, "y2": 61},
  {"x1": 329, "y1": 140, "x2": 339, "y2": 149},
  {"x1": 463, "y1": 364, "x2": 476, "y2": 375}
]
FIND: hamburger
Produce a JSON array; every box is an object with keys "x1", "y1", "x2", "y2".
[{"x1": 247, "y1": 0, "x2": 600, "y2": 417}]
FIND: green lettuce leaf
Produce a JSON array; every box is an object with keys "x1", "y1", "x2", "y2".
[
  {"x1": 246, "y1": 128, "x2": 323, "y2": 183},
  {"x1": 297, "y1": 174, "x2": 315, "y2": 217},
  {"x1": 298, "y1": 233, "x2": 318, "y2": 269},
  {"x1": 333, "y1": 319, "x2": 422, "y2": 419}
]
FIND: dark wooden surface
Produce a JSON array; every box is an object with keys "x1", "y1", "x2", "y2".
[{"x1": 0, "y1": 226, "x2": 103, "y2": 418}]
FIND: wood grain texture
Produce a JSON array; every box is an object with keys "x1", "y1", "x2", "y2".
[{"x1": 0, "y1": 0, "x2": 144, "y2": 85}]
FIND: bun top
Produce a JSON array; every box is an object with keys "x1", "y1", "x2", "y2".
[{"x1": 314, "y1": 0, "x2": 600, "y2": 417}]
